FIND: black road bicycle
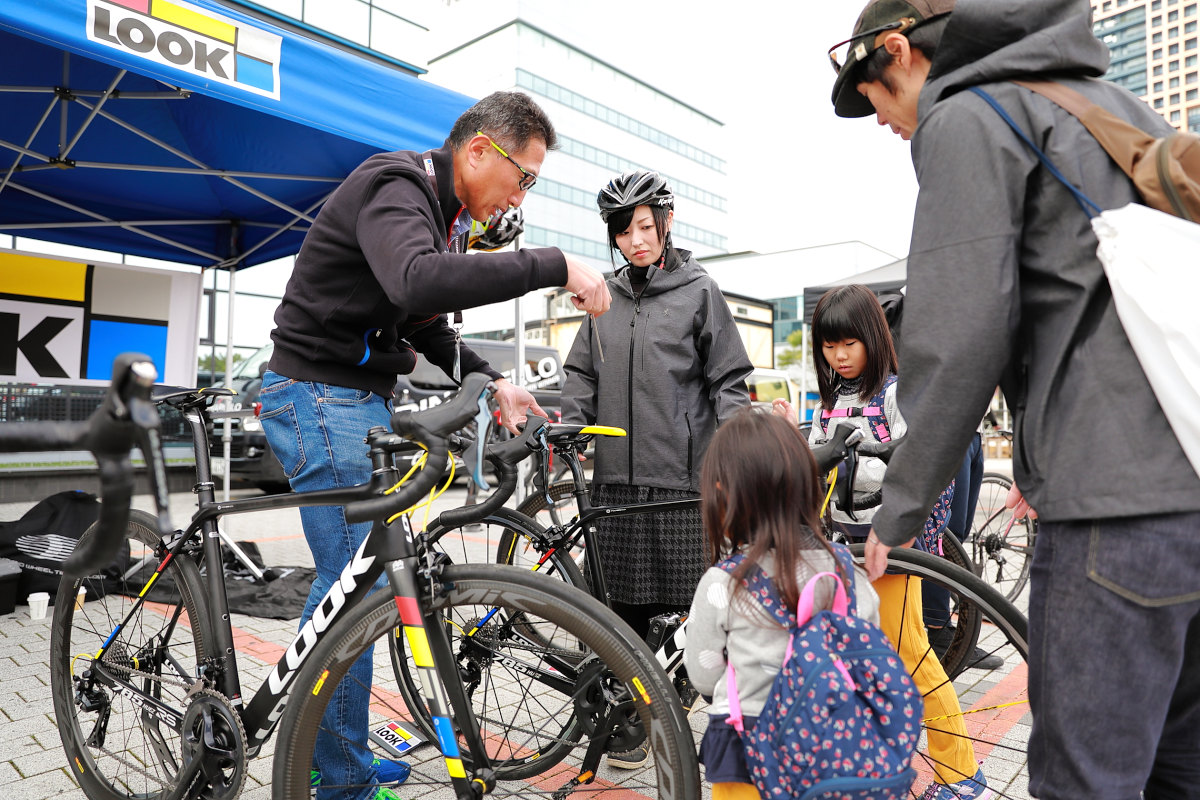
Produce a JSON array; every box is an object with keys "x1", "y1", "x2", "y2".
[
  {"x1": 409, "y1": 421, "x2": 1034, "y2": 799},
  {"x1": 26, "y1": 357, "x2": 699, "y2": 799}
]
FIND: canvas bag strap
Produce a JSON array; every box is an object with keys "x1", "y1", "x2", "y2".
[
  {"x1": 969, "y1": 87, "x2": 1104, "y2": 218},
  {"x1": 1013, "y1": 79, "x2": 1160, "y2": 184}
]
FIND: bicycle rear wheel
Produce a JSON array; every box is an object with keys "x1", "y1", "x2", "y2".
[
  {"x1": 861, "y1": 546, "x2": 1030, "y2": 798},
  {"x1": 275, "y1": 564, "x2": 700, "y2": 798},
  {"x1": 517, "y1": 478, "x2": 583, "y2": 530},
  {"x1": 50, "y1": 511, "x2": 214, "y2": 800},
  {"x1": 970, "y1": 473, "x2": 1035, "y2": 600},
  {"x1": 424, "y1": 506, "x2": 586, "y2": 588}
]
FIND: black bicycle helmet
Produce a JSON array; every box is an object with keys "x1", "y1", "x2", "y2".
[
  {"x1": 596, "y1": 169, "x2": 674, "y2": 221},
  {"x1": 469, "y1": 206, "x2": 524, "y2": 251}
]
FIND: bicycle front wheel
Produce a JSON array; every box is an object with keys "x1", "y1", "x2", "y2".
[
  {"x1": 970, "y1": 473, "x2": 1035, "y2": 600},
  {"x1": 50, "y1": 510, "x2": 214, "y2": 800},
  {"x1": 275, "y1": 564, "x2": 700, "y2": 798}
]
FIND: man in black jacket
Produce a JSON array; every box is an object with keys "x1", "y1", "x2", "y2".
[
  {"x1": 259, "y1": 90, "x2": 610, "y2": 800},
  {"x1": 832, "y1": 1, "x2": 1200, "y2": 798}
]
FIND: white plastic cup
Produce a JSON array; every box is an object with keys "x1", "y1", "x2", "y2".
[
  {"x1": 27, "y1": 591, "x2": 50, "y2": 620},
  {"x1": 75, "y1": 586, "x2": 88, "y2": 610}
]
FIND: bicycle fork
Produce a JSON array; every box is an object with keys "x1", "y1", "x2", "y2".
[{"x1": 387, "y1": 554, "x2": 496, "y2": 799}]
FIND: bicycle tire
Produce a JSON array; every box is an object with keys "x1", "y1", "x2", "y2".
[
  {"x1": 828, "y1": 527, "x2": 980, "y2": 681},
  {"x1": 970, "y1": 473, "x2": 1035, "y2": 600},
  {"x1": 858, "y1": 545, "x2": 1030, "y2": 795},
  {"x1": 932, "y1": 531, "x2": 982, "y2": 680},
  {"x1": 394, "y1": 508, "x2": 586, "y2": 745},
  {"x1": 275, "y1": 564, "x2": 701, "y2": 798},
  {"x1": 516, "y1": 478, "x2": 582, "y2": 530},
  {"x1": 50, "y1": 510, "x2": 215, "y2": 800}
]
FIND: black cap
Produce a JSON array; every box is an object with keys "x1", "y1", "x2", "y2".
[{"x1": 830, "y1": 0, "x2": 955, "y2": 118}]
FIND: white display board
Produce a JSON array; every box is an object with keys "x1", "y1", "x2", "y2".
[{"x1": 0, "y1": 249, "x2": 201, "y2": 386}]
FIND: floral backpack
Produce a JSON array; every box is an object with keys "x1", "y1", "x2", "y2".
[
  {"x1": 719, "y1": 544, "x2": 920, "y2": 799},
  {"x1": 818, "y1": 374, "x2": 953, "y2": 553}
]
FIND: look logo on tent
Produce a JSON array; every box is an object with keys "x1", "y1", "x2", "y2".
[{"x1": 86, "y1": 0, "x2": 281, "y2": 98}]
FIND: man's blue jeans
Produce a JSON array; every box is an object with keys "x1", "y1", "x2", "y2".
[
  {"x1": 1028, "y1": 512, "x2": 1200, "y2": 799},
  {"x1": 258, "y1": 370, "x2": 391, "y2": 800}
]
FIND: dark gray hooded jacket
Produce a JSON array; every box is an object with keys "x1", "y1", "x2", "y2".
[
  {"x1": 561, "y1": 247, "x2": 753, "y2": 492},
  {"x1": 873, "y1": 0, "x2": 1200, "y2": 546}
]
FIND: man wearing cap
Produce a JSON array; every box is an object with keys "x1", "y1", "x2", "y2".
[{"x1": 830, "y1": 1, "x2": 1200, "y2": 798}]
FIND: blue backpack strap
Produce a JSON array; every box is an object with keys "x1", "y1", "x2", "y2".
[
  {"x1": 718, "y1": 554, "x2": 794, "y2": 628},
  {"x1": 862, "y1": 373, "x2": 898, "y2": 443},
  {"x1": 720, "y1": 549, "x2": 862, "y2": 623},
  {"x1": 829, "y1": 542, "x2": 859, "y2": 617}
]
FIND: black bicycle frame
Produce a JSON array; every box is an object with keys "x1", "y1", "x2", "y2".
[
  {"x1": 101, "y1": 404, "x2": 494, "y2": 797},
  {"x1": 553, "y1": 450, "x2": 699, "y2": 608}
]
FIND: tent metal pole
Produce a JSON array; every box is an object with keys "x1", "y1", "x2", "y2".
[
  {"x1": 222, "y1": 261, "x2": 237, "y2": 502},
  {"x1": 61, "y1": 69, "x2": 125, "y2": 159}
]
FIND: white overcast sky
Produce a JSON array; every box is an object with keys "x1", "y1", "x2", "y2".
[{"x1": 491, "y1": 1, "x2": 922, "y2": 259}]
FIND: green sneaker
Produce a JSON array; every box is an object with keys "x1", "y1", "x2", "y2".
[{"x1": 372, "y1": 787, "x2": 405, "y2": 800}]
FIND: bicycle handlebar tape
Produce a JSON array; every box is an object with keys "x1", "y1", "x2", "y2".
[
  {"x1": 65, "y1": 354, "x2": 158, "y2": 578},
  {"x1": 490, "y1": 415, "x2": 551, "y2": 464},
  {"x1": 434, "y1": 459, "x2": 517, "y2": 528},
  {"x1": 345, "y1": 373, "x2": 495, "y2": 524},
  {"x1": 391, "y1": 372, "x2": 494, "y2": 442},
  {"x1": 431, "y1": 417, "x2": 545, "y2": 528}
]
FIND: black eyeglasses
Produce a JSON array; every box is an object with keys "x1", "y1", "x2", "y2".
[
  {"x1": 478, "y1": 131, "x2": 537, "y2": 191},
  {"x1": 827, "y1": 17, "x2": 916, "y2": 74}
]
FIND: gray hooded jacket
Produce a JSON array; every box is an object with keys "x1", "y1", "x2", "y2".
[
  {"x1": 872, "y1": 0, "x2": 1200, "y2": 546},
  {"x1": 561, "y1": 247, "x2": 753, "y2": 491}
]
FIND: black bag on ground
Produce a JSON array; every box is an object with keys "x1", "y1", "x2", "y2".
[{"x1": 0, "y1": 490, "x2": 131, "y2": 602}]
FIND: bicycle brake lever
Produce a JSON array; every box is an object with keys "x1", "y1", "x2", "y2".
[{"x1": 465, "y1": 390, "x2": 492, "y2": 490}]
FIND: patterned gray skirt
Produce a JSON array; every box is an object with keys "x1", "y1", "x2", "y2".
[{"x1": 590, "y1": 482, "x2": 707, "y2": 607}]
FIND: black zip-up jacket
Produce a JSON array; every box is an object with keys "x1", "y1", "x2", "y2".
[
  {"x1": 561, "y1": 247, "x2": 752, "y2": 492},
  {"x1": 269, "y1": 144, "x2": 567, "y2": 396}
]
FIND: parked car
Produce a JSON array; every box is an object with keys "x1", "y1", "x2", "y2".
[{"x1": 210, "y1": 339, "x2": 565, "y2": 491}]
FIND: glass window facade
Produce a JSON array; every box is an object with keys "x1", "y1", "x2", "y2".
[
  {"x1": 557, "y1": 136, "x2": 727, "y2": 212},
  {"x1": 1096, "y1": 6, "x2": 1149, "y2": 94},
  {"x1": 234, "y1": 0, "x2": 427, "y2": 69},
  {"x1": 516, "y1": 69, "x2": 726, "y2": 172}
]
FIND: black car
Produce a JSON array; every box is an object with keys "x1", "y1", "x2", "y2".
[{"x1": 210, "y1": 339, "x2": 565, "y2": 491}]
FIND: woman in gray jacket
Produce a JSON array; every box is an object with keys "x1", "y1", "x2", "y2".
[{"x1": 561, "y1": 169, "x2": 753, "y2": 767}]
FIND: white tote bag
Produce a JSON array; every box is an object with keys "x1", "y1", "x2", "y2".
[{"x1": 1092, "y1": 202, "x2": 1200, "y2": 478}]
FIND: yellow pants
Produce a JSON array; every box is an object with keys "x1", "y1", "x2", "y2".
[
  {"x1": 711, "y1": 783, "x2": 761, "y2": 799},
  {"x1": 873, "y1": 572, "x2": 977, "y2": 786}
]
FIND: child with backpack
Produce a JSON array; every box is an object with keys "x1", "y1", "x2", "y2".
[
  {"x1": 686, "y1": 408, "x2": 912, "y2": 798},
  {"x1": 780, "y1": 284, "x2": 994, "y2": 799}
]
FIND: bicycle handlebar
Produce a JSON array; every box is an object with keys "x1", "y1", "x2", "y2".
[
  {"x1": 343, "y1": 373, "x2": 495, "y2": 524},
  {"x1": 432, "y1": 416, "x2": 552, "y2": 529},
  {"x1": 0, "y1": 353, "x2": 162, "y2": 578}
]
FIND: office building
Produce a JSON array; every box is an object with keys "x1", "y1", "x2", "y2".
[{"x1": 1092, "y1": 0, "x2": 1200, "y2": 133}]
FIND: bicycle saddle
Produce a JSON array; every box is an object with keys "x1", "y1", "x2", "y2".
[
  {"x1": 543, "y1": 423, "x2": 626, "y2": 447},
  {"x1": 152, "y1": 385, "x2": 236, "y2": 410}
]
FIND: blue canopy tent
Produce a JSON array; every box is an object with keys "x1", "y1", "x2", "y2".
[{"x1": 0, "y1": 0, "x2": 473, "y2": 268}]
